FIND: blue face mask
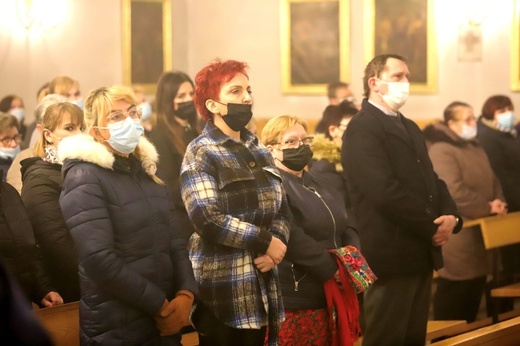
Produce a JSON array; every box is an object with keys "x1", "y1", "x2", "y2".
[
  {"x1": 0, "y1": 146, "x2": 21, "y2": 160},
  {"x1": 496, "y1": 111, "x2": 515, "y2": 130},
  {"x1": 101, "y1": 117, "x2": 144, "y2": 154},
  {"x1": 71, "y1": 98, "x2": 84, "y2": 110},
  {"x1": 139, "y1": 102, "x2": 152, "y2": 121}
]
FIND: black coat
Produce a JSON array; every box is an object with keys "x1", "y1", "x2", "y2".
[
  {"x1": 279, "y1": 170, "x2": 359, "y2": 310},
  {"x1": 342, "y1": 100, "x2": 461, "y2": 279},
  {"x1": 20, "y1": 157, "x2": 80, "y2": 302},
  {"x1": 0, "y1": 158, "x2": 12, "y2": 181},
  {"x1": 59, "y1": 135, "x2": 198, "y2": 345},
  {"x1": 148, "y1": 123, "x2": 199, "y2": 241},
  {"x1": 477, "y1": 119, "x2": 520, "y2": 212},
  {"x1": 0, "y1": 181, "x2": 54, "y2": 305}
]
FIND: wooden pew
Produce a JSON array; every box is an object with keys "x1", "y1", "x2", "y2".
[
  {"x1": 430, "y1": 315, "x2": 520, "y2": 345},
  {"x1": 182, "y1": 331, "x2": 199, "y2": 346},
  {"x1": 35, "y1": 301, "x2": 80, "y2": 346},
  {"x1": 464, "y1": 211, "x2": 520, "y2": 322},
  {"x1": 34, "y1": 301, "x2": 200, "y2": 346}
]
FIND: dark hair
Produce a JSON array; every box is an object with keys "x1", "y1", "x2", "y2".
[
  {"x1": 0, "y1": 113, "x2": 20, "y2": 134},
  {"x1": 193, "y1": 59, "x2": 249, "y2": 121},
  {"x1": 363, "y1": 54, "x2": 407, "y2": 98},
  {"x1": 443, "y1": 101, "x2": 471, "y2": 123},
  {"x1": 0, "y1": 95, "x2": 23, "y2": 113},
  {"x1": 155, "y1": 71, "x2": 199, "y2": 155},
  {"x1": 327, "y1": 81, "x2": 349, "y2": 98},
  {"x1": 481, "y1": 95, "x2": 514, "y2": 120},
  {"x1": 316, "y1": 101, "x2": 358, "y2": 140}
]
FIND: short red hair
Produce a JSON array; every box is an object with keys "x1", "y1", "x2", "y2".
[{"x1": 193, "y1": 59, "x2": 249, "y2": 121}]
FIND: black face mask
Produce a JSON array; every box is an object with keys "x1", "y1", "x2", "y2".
[
  {"x1": 280, "y1": 145, "x2": 313, "y2": 171},
  {"x1": 217, "y1": 102, "x2": 253, "y2": 131},
  {"x1": 174, "y1": 101, "x2": 197, "y2": 120}
]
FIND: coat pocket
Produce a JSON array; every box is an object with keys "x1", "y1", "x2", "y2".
[{"x1": 216, "y1": 167, "x2": 259, "y2": 213}]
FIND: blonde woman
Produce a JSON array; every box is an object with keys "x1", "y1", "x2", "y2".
[
  {"x1": 21, "y1": 102, "x2": 84, "y2": 303},
  {"x1": 58, "y1": 85, "x2": 198, "y2": 345},
  {"x1": 261, "y1": 115, "x2": 359, "y2": 345}
]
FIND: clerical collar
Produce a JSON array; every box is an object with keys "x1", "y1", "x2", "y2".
[{"x1": 369, "y1": 99, "x2": 399, "y2": 116}]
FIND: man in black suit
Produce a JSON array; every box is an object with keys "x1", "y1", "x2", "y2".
[{"x1": 342, "y1": 54, "x2": 463, "y2": 345}]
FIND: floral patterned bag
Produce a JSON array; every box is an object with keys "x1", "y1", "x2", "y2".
[{"x1": 328, "y1": 245, "x2": 377, "y2": 294}]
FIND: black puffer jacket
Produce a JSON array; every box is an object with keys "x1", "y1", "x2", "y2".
[
  {"x1": 20, "y1": 157, "x2": 79, "y2": 302},
  {"x1": 279, "y1": 170, "x2": 359, "y2": 310},
  {"x1": 58, "y1": 134, "x2": 198, "y2": 345},
  {"x1": 0, "y1": 181, "x2": 54, "y2": 305}
]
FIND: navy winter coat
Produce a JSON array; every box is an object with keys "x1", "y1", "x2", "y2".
[{"x1": 59, "y1": 134, "x2": 198, "y2": 345}]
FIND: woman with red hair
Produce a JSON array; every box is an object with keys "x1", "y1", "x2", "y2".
[{"x1": 180, "y1": 59, "x2": 290, "y2": 346}]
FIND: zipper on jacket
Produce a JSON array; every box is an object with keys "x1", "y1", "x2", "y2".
[{"x1": 303, "y1": 185, "x2": 338, "y2": 248}]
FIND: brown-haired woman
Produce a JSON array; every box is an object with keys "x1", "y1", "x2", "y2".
[
  {"x1": 0, "y1": 113, "x2": 22, "y2": 180},
  {"x1": 20, "y1": 102, "x2": 84, "y2": 303},
  {"x1": 148, "y1": 71, "x2": 202, "y2": 240},
  {"x1": 477, "y1": 95, "x2": 520, "y2": 293}
]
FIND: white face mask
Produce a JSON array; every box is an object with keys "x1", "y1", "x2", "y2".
[
  {"x1": 496, "y1": 111, "x2": 516, "y2": 130},
  {"x1": 377, "y1": 79, "x2": 410, "y2": 110},
  {"x1": 0, "y1": 146, "x2": 20, "y2": 160},
  {"x1": 9, "y1": 108, "x2": 25, "y2": 123},
  {"x1": 459, "y1": 124, "x2": 477, "y2": 140}
]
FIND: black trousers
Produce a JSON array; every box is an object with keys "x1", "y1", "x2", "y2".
[
  {"x1": 193, "y1": 303, "x2": 267, "y2": 346},
  {"x1": 433, "y1": 276, "x2": 487, "y2": 322}
]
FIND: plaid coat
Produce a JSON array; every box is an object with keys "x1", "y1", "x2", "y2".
[{"x1": 180, "y1": 121, "x2": 289, "y2": 344}]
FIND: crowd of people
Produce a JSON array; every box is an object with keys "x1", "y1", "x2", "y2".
[{"x1": 0, "y1": 54, "x2": 519, "y2": 346}]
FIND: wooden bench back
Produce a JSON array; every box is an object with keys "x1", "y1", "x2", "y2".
[
  {"x1": 464, "y1": 211, "x2": 520, "y2": 249},
  {"x1": 35, "y1": 301, "x2": 80, "y2": 346},
  {"x1": 430, "y1": 315, "x2": 520, "y2": 345}
]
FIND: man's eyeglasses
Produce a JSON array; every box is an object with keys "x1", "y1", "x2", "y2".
[
  {"x1": 0, "y1": 134, "x2": 22, "y2": 146},
  {"x1": 277, "y1": 136, "x2": 314, "y2": 148},
  {"x1": 106, "y1": 106, "x2": 143, "y2": 123}
]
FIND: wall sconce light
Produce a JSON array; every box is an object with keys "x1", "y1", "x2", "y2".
[{"x1": 17, "y1": 0, "x2": 66, "y2": 30}]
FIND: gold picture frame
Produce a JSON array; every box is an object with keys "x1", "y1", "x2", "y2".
[
  {"x1": 364, "y1": 0, "x2": 437, "y2": 94},
  {"x1": 512, "y1": 0, "x2": 520, "y2": 91},
  {"x1": 280, "y1": 0, "x2": 350, "y2": 95},
  {"x1": 122, "y1": 0, "x2": 172, "y2": 94}
]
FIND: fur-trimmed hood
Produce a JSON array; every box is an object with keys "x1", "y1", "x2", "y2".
[
  {"x1": 310, "y1": 133, "x2": 342, "y2": 172},
  {"x1": 58, "y1": 134, "x2": 159, "y2": 177},
  {"x1": 423, "y1": 121, "x2": 478, "y2": 148}
]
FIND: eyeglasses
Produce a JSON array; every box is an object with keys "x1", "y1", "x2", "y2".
[
  {"x1": 277, "y1": 136, "x2": 314, "y2": 148},
  {"x1": 0, "y1": 134, "x2": 22, "y2": 146},
  {"x1": 106, "y1": 106, "x2": 142, "y2": 123}
]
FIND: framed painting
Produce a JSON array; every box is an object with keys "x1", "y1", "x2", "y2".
[
  {"x1": 364, "y1": 0, "x2": 437, "y2": 93},
  {"x1": 512, "y1": 0, "x2": 520, "y2": 91},
  {"x1": 122, "y1": 0, "x2": 172, "y2": 94},
  {"x1": 280, "y1": 0, "x2": 350, "y2": 95}
]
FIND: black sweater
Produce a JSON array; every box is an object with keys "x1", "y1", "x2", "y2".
[{"x1": 279, "y1": 170, "x2": 359, "y2": 310}]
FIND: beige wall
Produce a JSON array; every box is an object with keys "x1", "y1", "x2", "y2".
[{"x1": 0, "y1": 0, "x2": 519, "y2": 124}]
